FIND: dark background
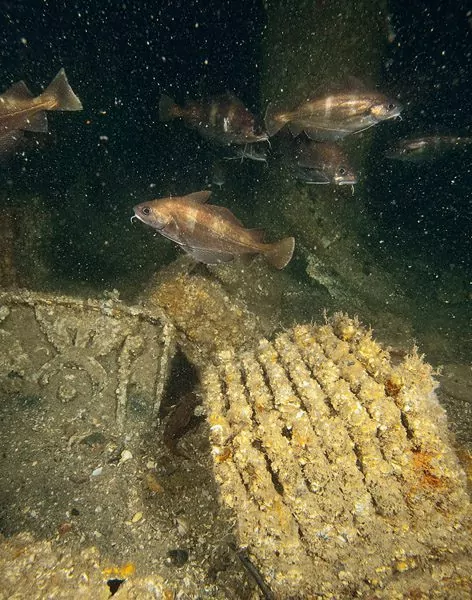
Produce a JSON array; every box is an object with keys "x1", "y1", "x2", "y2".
[{"x1": 0, "y1": 0, "x2": 470, "y2": 288}]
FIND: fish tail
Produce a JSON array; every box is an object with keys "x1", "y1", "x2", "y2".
[
  {"x1": 159, "y1": 94, "x2": 179, "y2": 121},
  {"x1": 264, "y1": 236, "x2": 295, "y2": 269},
  {"x1": 264, "y1": 102, "x2": 286, "y2": 137},
  {"x1": 41, "y1": 68, "x2": 83, "y2": 111}
]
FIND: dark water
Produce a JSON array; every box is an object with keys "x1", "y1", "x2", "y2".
[
  {"x1": 0, "y1": 0, "x2": 470, "y2": 339},
  {"x1": 0, "y1": 0, "x2": 265, "y2": 290}
]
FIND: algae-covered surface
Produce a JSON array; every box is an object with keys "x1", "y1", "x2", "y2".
[{"x1": 0, "y1": 1, "x2": 471, "y2": 598}]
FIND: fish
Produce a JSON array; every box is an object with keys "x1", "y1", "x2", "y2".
[
  {"x1": 385, "y1": 135, "x2": 472, "y2": 162},
  {"x1": 265, "y1": 89, "x2": 402, "y2": 141},
  {"x1": 132, "y1": 190, "x2": 295, "y2": 269},
  {"x1": 289, "y1": 138, "x2": 357, "y2": 186},
  {"x1": 159, "y1": 93, "x2": 268, "y2": 145},
  {"x1": 0, "y1": 68, "x2": 83, "y2": 153}
]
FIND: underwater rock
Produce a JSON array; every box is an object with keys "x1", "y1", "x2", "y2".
[{"x1": 202, "y1": 313, "x2": 472, "y2": 599}]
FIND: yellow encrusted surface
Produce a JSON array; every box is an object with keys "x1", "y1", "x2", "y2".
[{"x1": 203, "y1": 313, "x2": 472, "y2": 599}]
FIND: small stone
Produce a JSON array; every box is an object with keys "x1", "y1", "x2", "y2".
[
  {"x1": 395, "y1": 560, "x2": 409, "y2": 572},
  {"x1": 91, "y1": 467, "x2": 103, "y2": 477},
  {"x1": 119, "y1": 450, "x2": 133, "y2": 464},
  {"x1": 146, "y1": 473, "x2": 164, "y2": 493},
  {"x1": 131, "y1": 511, "x2": 143, "y2": 523}
]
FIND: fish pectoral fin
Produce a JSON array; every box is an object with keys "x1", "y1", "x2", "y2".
[
  {"x1": 2, "y1": 80, "x2": 34, "y2": 101},
  {"x1": 181, "y1": 245, "x2": 235, "y2": 265},
  {"x1": 185, "y1": 190, "x2": 212, "y2": 204},
  {"x1": 304, "y1": 127, "x2": 346, "y2": 141},
  {"x1": 296, "y1": 167, "x2": 330, "y2": 184}
]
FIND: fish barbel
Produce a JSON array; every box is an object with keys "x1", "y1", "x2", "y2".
[
  {"x1": 159, "y1": 93, "x2": 268, "y2": 145},
  {"x1": 133, "y1": 190, "x2": 295, "y2": 269},
  {"x1": 0, "y1": 68, "x2": 82, "y2": 153},
  {"x1": 265, "y1": 90, "x2": 402, "y2": 141}
]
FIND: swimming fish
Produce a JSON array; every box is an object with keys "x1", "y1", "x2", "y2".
[
  {"x1": 265, "y1": 89, "x2": 402, "y2": 141},
  {"x1": 385, "y1": 135, "x2": 472, "y2": 162},
  {"x1": 133, "y1": 190, "x2": 295, "y2": 269},
  {"x1": 159, "y1": 93, "x2": 268, "y2": 145},
  {"x1": 0, "y1": 68, "x2": 83, "y2": 153},
  {"x1": 289, "y1": 138, "x2": 357, "y2": 186}
]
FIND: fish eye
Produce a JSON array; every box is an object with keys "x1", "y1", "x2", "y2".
[
  {"x1": 339, "y1": 167, "x2": 346, "y2": 175},
  {"x1": 387, "y1": 103, "x2": 395, "y2": 111},
  {"x1": 141, "y1": 206, "x2": 151, "y2": 216}
]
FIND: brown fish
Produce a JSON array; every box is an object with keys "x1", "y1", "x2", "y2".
[
  {"x1": 0, "y1": 68, "x2": 82, "y2": 153},
  {"x1": 290, "y1": 138, "x2": 357, "y2": 186},
  {"x1": 265, "y1": 90, "x2": 402, "y2": 141},
  {"x1": 159, "y1": 93, "x2": 268, "y2": 145},
  {"x1": 133, "y1": 190, "x2": 295, "y2": 269}
]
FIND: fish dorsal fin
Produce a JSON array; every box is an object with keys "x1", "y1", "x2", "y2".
[
  {"x1": 2, "y1": 80, "x2": 34, "y2": 100},
  {"x1": 247, "y1": 228, "x2": 265, "y2": 243},
  {"x1": 186, "y1": 190, "x2": 212, "y2": 204},
  {"x1": 210, "y1": 206, "x2": 245, "y2": 228},
  {"x1": 345, "y1": 75, "x2": 376, "y2": 92}
]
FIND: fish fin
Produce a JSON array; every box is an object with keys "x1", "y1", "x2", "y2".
[
  {"x1": 247, "y1": 228, "x2": 266, "y2": 243},
  {"x1": 2, "y1": 80, "x2": 34, "y2": 100},
  {"x1": 159, "y1": 94, "x2": 179, "y2": 121},
  {"x1": 209, "y1": 206, "x2": 245, "y2": 228},
  {"x1": 181, "y1": 245, "x2": 235, "y2": 265},
  {"x1": 296, "y1": 168, "x2": 330, "y2": 184},
  {"x1": 304, "y1": 127, "x2": 346, "y2": 142},
  {"x1": 0, "y1": 130, "x2": 24, "y2": 155},
  {"x1": 263, "y1": 236, "x2": 295, "y2": 269},
  {"x1": 185, "y1": 190, "x2": 212, "y2": 204},
  {"x1": 22, "y1": 110, "x2": 49, "y2": 132},
  {"x1": 345, "y1": 75, "x2": 372, "y2": 92},
  {"x1": 264, "y1": 102, "x2": 286, "y2": 137},
  {"x1": 41, "y1": 68, "x2": 83, "y2": 111},
  {"x1": 316, "y1": 77, "x2": 370, "y2": 95},
  {"x1": 288, "y1": 122, "x2": 304, "y2": 137}
]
